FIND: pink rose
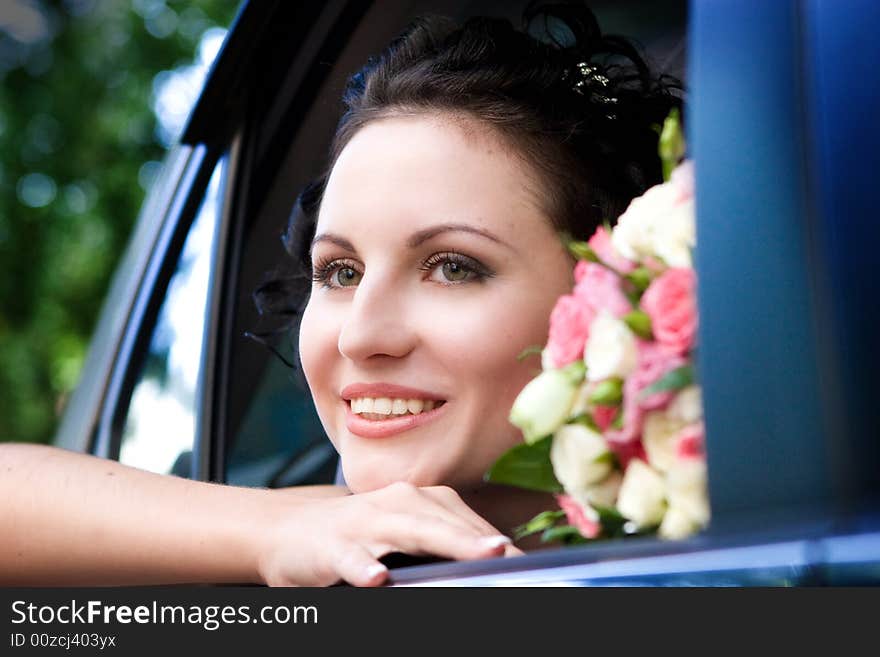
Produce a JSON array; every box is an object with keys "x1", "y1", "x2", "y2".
[
  {"x1": 588, "y1": 226, "x2": 636, "y2": 274},
  {"x1": 573, "y1": 262, "x2": 631, "y2": 319},
  {"x1": 605, "y1": 341, "x2": 686, "y2": 444},
  {"x1": 593, "y1": 405, "x2": 617, "y2": 432},
  {"x1": 547, "y1": 294, "x2": 594, "y2": 367},
  {"x1": 608, "y1": 440, "x2": 648, "y2": 471},
  {"x1": 632, "y1": 341, "x2": 688, "y2": 410},
  {"x1": 676, "y1": 422, "x2": 705, "y2": 459},
  {"x1": 604, "y1": 371, "x2": 644, "y2": 444},
  {"x1": 640, "y1": 267, "x2": 697, "y2": 355},
  {"x1": 555, "y1": 494, "x2": 600, "y2": 538}
]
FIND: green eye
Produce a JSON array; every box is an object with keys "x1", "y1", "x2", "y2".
[
  {"x1": 334, "y1": 267, "x2": 362, "y2": 286},
  {"x1": 441, "y1": 261, "x2": 469, "y2": 282}
]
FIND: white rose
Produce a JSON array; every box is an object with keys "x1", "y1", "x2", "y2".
[
  {"x1": 642, "y1": 409, "x2": 688, "y2": 473},
  {"x1": 611, "y1": 179, "x2": 695, "y2": 268},
  {"x1": 584, "y1": 312, "x2": 638, "y2": 382},
  {"x1": 651, "y1": 198, "x2": 695, "y2": 268},
  {"x1": 667, "y1": 385, "x2": 703, "y2": 424},
  {"x1": 540, "y1": 347, "x2": 555, "y2": 371},
  {"x1": 550, "y1": 423, "x2": 613, "y2": 492},
  {"x1": 667, "y1": 458, "x2": 710, "y2": 527},
  {"x1": 616, "y1": 458, "x2": 667, "y2": 528},
  {"x1": 568, "y1": 380, "x2": 592, "y2": 419},
  {"x1": 509, "y1": 369, "x2": 578, "y2": 443},
  {"x1": 611, "y1": 188, "x2": 662, "y2": 262},
  {"x1": 578, "y1": 470, "x2": 623, "y2": 509},
  {"x1": 658, "y1": 505, "x2": 699, "y2": 540}
]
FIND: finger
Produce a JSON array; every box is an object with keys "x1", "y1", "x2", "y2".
[
  {"x1": 504, "y1": 543, "x2": 525, "y2": 557},
  {"x1": 376, "y1": 483, "x2": 485, "y2": 537},
  {"x1": 335, "y1": 543, "x2": 390, "y2": 587},
  {"x1": 421, "y1": 486, "x2": 508, "y2": 538},
  {"x1": 374, "y1": 512, "x2": 512, "y2": 561}
]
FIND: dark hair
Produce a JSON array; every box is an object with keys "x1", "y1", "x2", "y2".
[{"x1": 251, "y1": 1, "x2": 683, "y2": 375}]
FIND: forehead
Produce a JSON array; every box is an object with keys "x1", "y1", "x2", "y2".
[{"x1": 315, "y1": 114, "x2": 548, "y2": 237}]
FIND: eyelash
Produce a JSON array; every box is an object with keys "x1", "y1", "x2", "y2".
[{"x1": 311, "y1": 251, "x2": 494, "y2": 289}]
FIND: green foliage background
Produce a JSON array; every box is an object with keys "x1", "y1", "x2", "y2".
[{"x1": 0, "y1": 0, "x2": 239, "y2": 444}]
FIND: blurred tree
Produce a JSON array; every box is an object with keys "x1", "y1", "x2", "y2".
[{"x1": 0, "y1": 0, "x2": 239, "y2": 444}]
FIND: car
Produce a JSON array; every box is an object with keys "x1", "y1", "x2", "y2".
[{"x1": 54, "y1": 0, "x2": 880, "y2": 586}]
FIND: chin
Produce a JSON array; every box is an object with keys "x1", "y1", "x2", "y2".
[{"x1": 340, "y1": 458, "x2": 449, "y2": 493}]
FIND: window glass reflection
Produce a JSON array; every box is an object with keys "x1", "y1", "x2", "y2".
[{"x1": 120, "y1": 159, "x2": 225, "y2": 475}]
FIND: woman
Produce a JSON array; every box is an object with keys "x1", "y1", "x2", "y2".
[
  {"x1": 1, "y1": 1, "x2": 680, "y2": 587},
  {"x1": 259, "y1": 0, "x2": 680, "y2": 551}
]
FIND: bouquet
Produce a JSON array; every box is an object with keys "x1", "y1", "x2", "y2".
[{"x1": 486, "y1": 110, "x2": 709, "y2": 544}]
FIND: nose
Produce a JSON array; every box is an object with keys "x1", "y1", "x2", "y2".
[{"x1": 337, "y1": 271, "x2": 418, "y2": 363}]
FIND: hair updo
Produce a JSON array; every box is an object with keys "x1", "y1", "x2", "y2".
[{"x1": 253, "y1": 0, "x2": 683, "y2": 369}]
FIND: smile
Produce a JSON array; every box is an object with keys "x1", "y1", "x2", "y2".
[
  {"x1": 349, "y1": 397, "x2": 443, "y2": 419},
  {"x1": 344, "y1": 400, "x2": 448, "y2": 438},
  {"x1": 341, "y1": 383, "x2": 448, "y2": 438}
]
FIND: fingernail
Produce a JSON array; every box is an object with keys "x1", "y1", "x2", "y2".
[
  {"x1": 479, "y1": 535, "x2": 512, "y2": 549},
  {"x1": 366, "y1": 564, "x2": 388, "y2": 579}
]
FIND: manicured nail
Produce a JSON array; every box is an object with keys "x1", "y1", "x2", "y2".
[
  {"x1": 479, "y1": 535, "x2": 512, "y2": 549},
  {"x1": 366, "y1": 564, "x2": 388, "y2": 579}
]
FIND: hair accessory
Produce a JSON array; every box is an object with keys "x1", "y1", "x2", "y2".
[{"x1": 566, "y1": 61, "x2": 619, "y2": 119}]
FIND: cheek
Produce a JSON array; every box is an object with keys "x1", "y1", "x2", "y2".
[
  {"x1": 431, "y1": 281, "x2": 561, "y2": 403},
  {"x1": 298, "y1": 298, "x2": 341, "y2": 438}
]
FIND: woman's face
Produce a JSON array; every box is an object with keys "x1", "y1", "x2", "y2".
[{"x1": 299, "y1": 115, "x2": 574, "y2": 492}]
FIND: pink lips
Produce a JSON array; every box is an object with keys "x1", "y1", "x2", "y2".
[{"x1": 341, "y1": 382, "x2": 447, "y2": 439}]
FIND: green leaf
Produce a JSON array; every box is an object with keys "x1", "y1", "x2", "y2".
[
  {"x1": 624, "y1": 267, "x2": 654, "y2": 293},
  {"x1": 624, "y1": 288, "x2": 642, "y2": 308},
  {"x1": 623, "y1": 310, "x2": 653, "y2": 339},
  {"x1": 570, "y1": 413, "x2": 600, "y2": 432},
  {"x1": 611, "y1": 407, "x2": 624, "y2": 430},
  {"x1": 589, "y1": 378, "x2": 623, "y2": 405},
  {"x1": 513, "y1": 510, "x2": 566, "y2": 541},
  {"x1": 516, "y1": 345, "x2": 544, "y2": 362},
  {"x1": 593, "y1": 505, "x2": 628, "y2": 537},
  {"x1": 560, "y1": 359, "x2": 587, "y2": 385},
  {"x1": 639, "y1": 364, "x2": 694, "y2": 399},
  {"x1": 563, "y1": 234, "x2": 600, "y2": 263},
  {"x1": 658, "y1": 107, "x2": 686, "y2": 181},
  {"x1": 541, "y1": 525, "x2": 589, "y2": 545},
  {"x1": 484, "y1": 436, "x2": 563, "y2": 493}
]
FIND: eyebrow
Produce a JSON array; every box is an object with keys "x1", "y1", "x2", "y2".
[
  {"x1": 310, "y1": 222, "x2": 515, "y2": 257},
  {"x1": 310, "y1": 233, "x2": 355, "y2": 256},
  {"x1": 406, "y1": 223, "x2": 513, "y2": 250}
]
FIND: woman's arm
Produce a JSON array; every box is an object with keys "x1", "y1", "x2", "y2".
[
  {"x1": 0, "y1": 443, "x2": 515, "y2": 586},
  {"x1": 0, "y1": 442, "x2": 274, "y2": 585}
]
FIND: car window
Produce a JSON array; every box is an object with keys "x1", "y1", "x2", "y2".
[{"x1": 118, "y1": 158, "x2": 226, "y2": 476}]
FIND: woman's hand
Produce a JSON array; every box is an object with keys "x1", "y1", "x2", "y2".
[{"x1": 255, "y1": 482, "x2": 522, "y2": 587}]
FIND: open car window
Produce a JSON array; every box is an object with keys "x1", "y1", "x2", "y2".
[{"x1": 166, "y1": 0, "x2": 879, "y2": 585}]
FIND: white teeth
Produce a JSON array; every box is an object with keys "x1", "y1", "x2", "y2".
[{"x1": 349, "y1": 396, "x2": 443, "y2": 417}]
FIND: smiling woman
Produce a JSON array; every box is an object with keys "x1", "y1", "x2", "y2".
[{"x1": 254, "y1": 1, "x2": 681, "y2": 556}]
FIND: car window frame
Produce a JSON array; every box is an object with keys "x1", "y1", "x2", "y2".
[{"x1": 92, "y1": 145, "x2": 227, "y2": 467}]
